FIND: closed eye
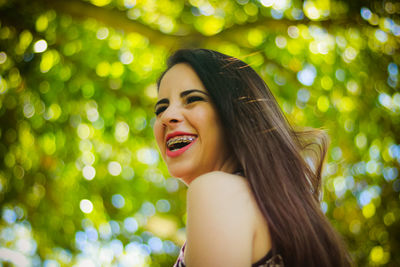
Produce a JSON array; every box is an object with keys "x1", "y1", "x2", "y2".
[
  {"x1": 155, "y1": 106, "x2": 167, "y2": 115},
  {"x1": 186, "y1": 96, "x2": 205, "y2": 104}
]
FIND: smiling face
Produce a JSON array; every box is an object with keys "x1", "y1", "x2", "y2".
[{"x1": 154, "y1": 63, "x2": 236, "y2": 185}]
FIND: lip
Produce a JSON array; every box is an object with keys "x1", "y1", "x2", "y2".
[
  {"x1": 165, "y1": 131, "x2": 198, "y2": 158},
  {"x1": 166, "y1": 138, "x2": 197, "y2": 157},
  {"x1": 165, "y1": 131, "x2": 197, "y2": 142}
]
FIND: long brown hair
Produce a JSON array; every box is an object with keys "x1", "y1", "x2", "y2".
[{"x1": 158, "y1": 49, "x2": 352, "y2": 267}]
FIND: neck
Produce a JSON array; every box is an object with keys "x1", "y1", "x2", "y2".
[{"x1": 184, "y1": 155, "x2": 240, "y2": 186}]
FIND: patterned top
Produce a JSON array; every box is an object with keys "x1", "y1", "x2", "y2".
[{"x1": 173, "y1": 242, "x2": 284, "y2": 267}]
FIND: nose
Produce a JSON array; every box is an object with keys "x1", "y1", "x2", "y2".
[{"x1": 161, "y1": 105, "x2": 183, "y2": 127}]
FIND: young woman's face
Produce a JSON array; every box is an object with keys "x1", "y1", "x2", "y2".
[{"x1": 153, "y1": 63, "x2": 233, "y2": 185}]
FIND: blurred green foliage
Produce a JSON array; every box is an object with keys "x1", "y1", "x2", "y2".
[{"x1": 0, "y1": 0, "x2": 399, "y2": 266}]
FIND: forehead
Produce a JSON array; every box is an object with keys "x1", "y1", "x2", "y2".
[{"x1": 158, "y1": 63, "x2": 207, "y2": 98}]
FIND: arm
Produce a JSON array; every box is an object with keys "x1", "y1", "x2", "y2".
[{"x1": 184, "y1": 171, "x2": 257, "y2": 267}]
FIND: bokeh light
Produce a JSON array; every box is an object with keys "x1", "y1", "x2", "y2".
[
  {"x1": 33, "y1": 39, "x2": 48, "y2": 53},
  {"x1": 1, "y1": 0, "x2": 399, "y2": 266}
]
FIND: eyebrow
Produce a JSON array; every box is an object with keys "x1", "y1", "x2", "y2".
[
  {"x1": 154, "y1": 89, "x2": 209, "y2": 108},
  {"x1": 180, "y1": 89, "x2": 209, "y2": 98}
]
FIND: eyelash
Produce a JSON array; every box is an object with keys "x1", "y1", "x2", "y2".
[
  {"x1": 155, "y1": 106, "x2": 167, "y2": 116},
  {"x1": 154, "y1": 96, "x2": 205, "y2": 116},
  {"x1": 186, "y1": 96, "x2": 204, "y2": 104}
]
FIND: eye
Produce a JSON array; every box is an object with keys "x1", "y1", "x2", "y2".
[
  {"x1": 155, "y1": 106, "x2": 167, "y2": 115},
  {"x1": 186, "y1": 95, "x2": 205, "y2": 104}
]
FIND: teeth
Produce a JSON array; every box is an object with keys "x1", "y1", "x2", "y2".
[{"x1": 167, "y1": 135, "x2": 196, "y2": 148}]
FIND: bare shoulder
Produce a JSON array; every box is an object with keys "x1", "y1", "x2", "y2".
[
  {"x1": 188, "y1": 171, "x2": 251, "y2": 198},
  {"x1": 187, "y1": 171, "x2": 255, "y2": 215},
  {"x1": 185, "y1": 171, "x2": 258, "y2": 266}
]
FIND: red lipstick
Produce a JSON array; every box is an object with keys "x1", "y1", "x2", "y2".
[
  {"x1": 166, "y1": 131, "x2": 196, "y2": 142},
  {"x1": 166, "y1": 139, "x2": 197, "y2": 157},
  {"x1": 165, "y1": 131, "x2": 197, "y2": 158}
]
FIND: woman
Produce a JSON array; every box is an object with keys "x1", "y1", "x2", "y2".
[{"x1": 153, "y1": 49, "x2": 351, "y2": 267}]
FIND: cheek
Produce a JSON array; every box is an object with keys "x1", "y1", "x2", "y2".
[
  {"x1": 194, "y1": 108, "x2": 224, "y2": 144},
  {"x1": 207, "y1": 113, "x2": 226, "y2": 149}
]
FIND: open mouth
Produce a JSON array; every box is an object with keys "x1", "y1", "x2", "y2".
[{"x1": 166, "y1": 135, "x2": 197, "y2": 151}]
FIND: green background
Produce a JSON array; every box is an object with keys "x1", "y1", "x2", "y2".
[{"x1": 0, "y1": 0, "x2": 399, "y2": 266}]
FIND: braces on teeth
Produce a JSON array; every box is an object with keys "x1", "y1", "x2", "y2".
[{"x1": 167, "y1": 136, "x2": 196, "y2": 147}]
